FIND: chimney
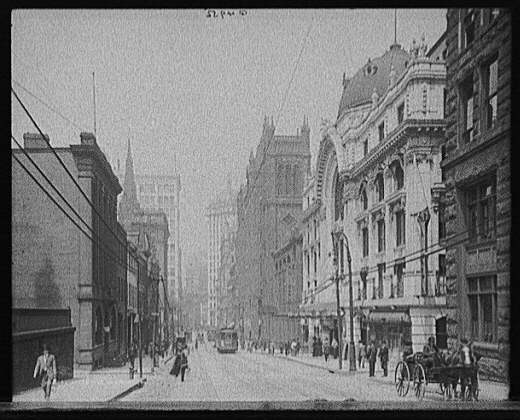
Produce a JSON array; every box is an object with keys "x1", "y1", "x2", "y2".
[
  {"x1": 23, "y1": 133, "x2": 50, "y2": 149},
  {"x1": 80, "y1": 132, "x2": 97, "y2": 146}
]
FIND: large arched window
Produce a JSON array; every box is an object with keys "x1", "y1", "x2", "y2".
[
  {"x1": 375, "y1": 173, "x2": 385, "y2": 202},
  {"x1": 334, "y1": 169, "x2": 344, "y2": 221},
  {"x1": 95, "y1": 307, "x2": 103, "y2": 345}
]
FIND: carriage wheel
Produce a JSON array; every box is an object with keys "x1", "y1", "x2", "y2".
[
  {"x1": 413, "y1": 364, "x2": 426, "y2": 400},
  {"x1": 394, "y1": 361, "x2": 410, "y2": 397}
]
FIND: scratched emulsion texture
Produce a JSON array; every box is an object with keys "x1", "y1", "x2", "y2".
[{"x1": 11, "y1": 9, "x2": 445, "y2": 270}]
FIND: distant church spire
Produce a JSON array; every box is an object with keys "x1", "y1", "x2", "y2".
[{"x1": 119, "y1": 138, "x2": 140, "y2": 224}]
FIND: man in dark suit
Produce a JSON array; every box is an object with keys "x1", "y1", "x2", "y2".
[
  {"x1": 33, "y1": 344, "x2": 57, "y2": 400},
  {"x1": 367, "y1": 340, "x2": 377, "y2": 377},
  {"x1": 379, "y1": 340, "x2": 389, "y2": 377}
]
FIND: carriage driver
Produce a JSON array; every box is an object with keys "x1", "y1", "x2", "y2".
[{"x1": 422, "y1": 336, "x2": 442, "y2": 369}]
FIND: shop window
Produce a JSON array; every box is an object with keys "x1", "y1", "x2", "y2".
[
  {"x1": 482, "y1": 55, "x2": 498, "y2": 131},
  {"x1": 460, "y1": 75, "x2": 474, "y2": 144},
  {"x1": 396, "y1": 210, "x2": 406, "y2": 246},
  {"x1": 467, "y1": 276, "x2": 497, "y2": 343},
  {"x1": 466, "y1": 176, "x2": 496, "y2": 241}
]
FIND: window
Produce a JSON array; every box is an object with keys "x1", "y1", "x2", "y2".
[
  {"x1": 466, "y1": 177, "x2": 496, "y2": 240},
  {"x1": 394, "y1": 262, "x2": 405, "y2": 298},
  {"x1": 334, "y1": 170, "x2": 344, "y2": 221},
  {"x1": 372, "y1": 277, "x2": 376, "y2": 300},
  {"x1": 95, "y1": 308, "x2": 103, "y2": 345},
  {"x1": 460, "y1": 75, "x2": 474, "y2": 144},
  {"x1": 306, "y1": 252, "x2": 310, "y2": 276},
  {"x1": 467, "y1": 276, "x2": 497, "y2": 343},
  {"x1": 443, "y1": 88, "x2": 448, "y2": 119},
  {"x1": 392, "y1": 162, "x2": 404, "y2": 190},
  {"x1": 360, "y1": 188, "x2": 368, "y2": 210},
  {"x1": 376, "y1": 173, "x2": 384, "y2": 202},
  {"x1": 482, "y1": 56, "x2": 498, "y2": 130},
  {"x1": 397, "y1": 103, "x2": 405, "y2": 124},
  {"x1": 378, "y1": 122, "x2": 385, "y2": 142},
  {"x1": 361, "y1": 271, "x2": 367, "y2": 300},
  {"x1": 463, "y1": 10, "x2": 475, "y2": 49},
  {"x1": 313, "y1": 250, "x2": 317, "y2": 274},
  {"x1": 362, "y1": 227, "x2": 369, "y2": 257},
  {"x1": 438, "y1": 203, "x2": 446, "y2": 241},
  {"x1": 396, "y1": 210, "x2": 406, "y2": 246},
  {"x1": 377, "y1": 219, "x2": 385, "y2": 252},
  {"x1": 436, "y1": 254, "x2": 446, "y2": 296},
  {"x1": 377, "y1": 263, "x2": 385, "y2": 299},
  {"x1": 363, "y1": 139, "x2": 369, "y2": 157}
]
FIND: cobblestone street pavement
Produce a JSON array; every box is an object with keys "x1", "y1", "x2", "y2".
[{"x1": 121, "y1": 345, "x2": 509, "y2": 404}]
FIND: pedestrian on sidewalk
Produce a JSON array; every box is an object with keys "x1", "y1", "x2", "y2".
[
  {"x1": 128, "y1": 343, "x2": 137, "y2": 376},
  {"x1": 296, "y1": 340, "x2": 301, "y2": 356},
  {"x1": 323, "y1": 338, "x2": 330, "y2": 363},
  {"x1": 312, "y1": 336, "x2": 317, "y2": 357},
  {"x1": 33, "y1": 344, "x2": 57, "y2": 401},
  {"x1": 358, "y1": 340, "x2": 366, "y2": 369},
  {"x1": 379, "y1": 340, "x2": 389, "y2": 377},
  {"x1": 291, "y1": 339, "x2": 297, "y2": 356},
  {"x1": 180, "y1": 346, "x2": 189, "y2": 382},
  {"x1": 367, "y1": 340, "x2": 377, "y2": 377},
  {"x1": 343, "y1": 341, "x2": 349, "y2": 361},
  {"x1": 331, "y1": 338, "x2": 338, "y2": 359}
]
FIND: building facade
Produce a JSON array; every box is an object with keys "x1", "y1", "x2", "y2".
[
  {"x1": 12, "y1": 132, "x2": 126, "y2": 370},
  {"x1": 300, "y1": 35, "x2": 449, "y2": 357},
  {"x1": 442, "y1": 8, "x2": 510, "y2": 381},
  {"x1": 206, "y1": 187, "x2": 237, "y2": 328},
  {"x1": 218, "y1": 230, "x2": 237, "y2": 328},
  {"x1": 236, "y1": 117, "x2": 311, "y2": 345},
  {"x1": 272, "y1": 228, "x2": 303, "y2": 345}
]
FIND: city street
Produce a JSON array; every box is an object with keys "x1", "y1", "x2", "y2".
[{"x1": 122, "y1": 344, "x2": 509, "y2": 403}]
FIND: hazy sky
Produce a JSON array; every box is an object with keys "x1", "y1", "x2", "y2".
[{"x1": 11, "y1": 9, "x2": 446, "y2": 270}]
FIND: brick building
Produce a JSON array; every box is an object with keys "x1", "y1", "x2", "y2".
[
  {"x1": 12, "y1": 132, "x2": 127, "y2": 370},
  {"x1": 236, "y1": 117, "x2": 311, "y2": 344},
  {"x1": 442, "y1": 8, "x2": 510, "y2": 381}
]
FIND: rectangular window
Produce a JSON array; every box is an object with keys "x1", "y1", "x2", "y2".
[
  {"x1": 313, "y1": 250, "x2": 317, "y2": 274},
  {"x1": 361, "y1": 272, "x2": 367, "y2": 300},
  {"x1": 443, "y1": 88, "x2": 448, "y2": 119},
  {"x1": 372, "y1": 277, "x2": 376, "y2": 300},
  {"x1": 482, "y1": 56, "x2": 498, "y2": 130},
  {"x1": 378, "y1": 122, "x2": 385, "y2": 142},
  {"x1": 362, "y1": 227, "x2": 369, "y2": 257},
  {"x1": 397, "y1": 103, "x2": 405, "y2": 124},
  {"x1": 467, "y1": 276, "x2": 497, "y2": 343},
  {"x1": 460, "y1": 76, "x2": 474, "y2": 144},
  {"x1": 377, "y1": 219, "x2": 385, "y2": 253},
  {"x1": 436, "y1": 254, "x2": 446, "y2": 296},
  {"x1": 466, "y1": 177, "x2": 496, "y2": 240},
  {"x1": 396, "y1": 210, "x2": 406, "y2": 246},
  {"x1": 377, "y1": 263, "x2": 385, "y2": 299},
  {"x1": 363, "y1": 139, "x2": 368, "y2": 157}
]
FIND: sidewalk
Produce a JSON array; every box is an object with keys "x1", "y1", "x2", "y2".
[
  {"x1": 12, "y1": 356, "x2": 158, "y2": 402},
  {"x1": 257, "y1": 350, "x2": 510, "y2": 401}
]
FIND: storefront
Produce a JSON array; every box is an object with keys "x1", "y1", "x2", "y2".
[{"x1": 367, "y1": 310, "x2": 411, "y2": 354}]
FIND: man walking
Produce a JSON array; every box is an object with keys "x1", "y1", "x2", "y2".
[
  {"x1": 33, "y1": 344, "x2": 57, "y2": 400},
  {"x1": 367, "y1": 340, "x2": 377, "y2": 377},
  {"x1": 358, "y1": 340, "x2": 366, "y2": 369},
  {"x1": 323, "y1": 338, "x2": 330, "y2": 363},
  {"x1": 180, "y1": 346, "x2": 189, "y2": 382},
  {"x1": 379, "y1": 340, "x2": 389, "y2": 377}
]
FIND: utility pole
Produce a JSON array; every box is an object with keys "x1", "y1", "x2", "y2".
[
  {"x1": 331, "y1": 233, "x2": 343, "y2": 371},
  {"x1": 345, "y1": 235, "x2": 356, "y2": 372},
  {"x1": 137, "y1": 260, "x2": 143, "y2": 378}
]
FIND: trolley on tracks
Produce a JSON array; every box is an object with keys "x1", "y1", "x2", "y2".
[
  {"x1": 216, "y1": 327, "x2": 239, "y2": 353},
  {"x1": 394, "y1": 351, "x2": 480, "y2": 401}
]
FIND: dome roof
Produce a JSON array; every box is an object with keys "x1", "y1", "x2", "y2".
[{"x1": 338, "y1": 44, "x2": 411, "y2": 117}]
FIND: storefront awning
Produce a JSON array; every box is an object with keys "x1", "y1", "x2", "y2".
[{"x1": 368, "y1": 311, "x2": 410, "y2": 323}]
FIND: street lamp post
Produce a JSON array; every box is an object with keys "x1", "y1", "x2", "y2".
[
  {"x1": 332, "y1": 230, "x2": 357, "y2": 372},
  {"x1": 331, "y1": 232, "x2": 343, "y2": 371}
]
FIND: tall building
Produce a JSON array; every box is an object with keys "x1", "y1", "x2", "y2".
[
  {"x1": 442, "y1": 8, "x2": 510, "y2": 381},
  {"x1": 236, "y1": 116, "x2": 311, "y2": 344},
  {"x1": 300, "y1": 34, "x2": 448, "y2": 356},
  {"x1": 12, "y1": 132, "x2": 127, "y2": 371},
  {"x1": 205, "y1": 183, "x2": 236, "y2": 328},
  {"x1": 115, "y1": 150, "x2": 181, "y2": 312}
]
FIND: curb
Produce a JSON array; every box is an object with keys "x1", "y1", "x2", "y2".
[
  {"x1": 256, "y1": 352, "x2": 356, "y2": 376},
  {"x1": 108, "y1": 378, "x2": 147, "y2": 402}
]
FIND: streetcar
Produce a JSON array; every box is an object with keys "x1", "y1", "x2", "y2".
[{"x1": 216, "y1": 328, "x2": 238, "y2": 353}]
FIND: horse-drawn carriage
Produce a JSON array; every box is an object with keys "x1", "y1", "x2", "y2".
[{"x1": 394, "y1": 350, "x2": 480, "y2": 401}]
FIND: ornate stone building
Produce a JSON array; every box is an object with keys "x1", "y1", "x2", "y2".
[
  {"x1": 300, "y1": 35, "x2": 448, "y2": 356},
  {"x1": 442, "y1": 8, "x2": 510, "y2": 381},
  {"x1": 236, "y1": 117, "x2": 311, "y2": 345}
]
